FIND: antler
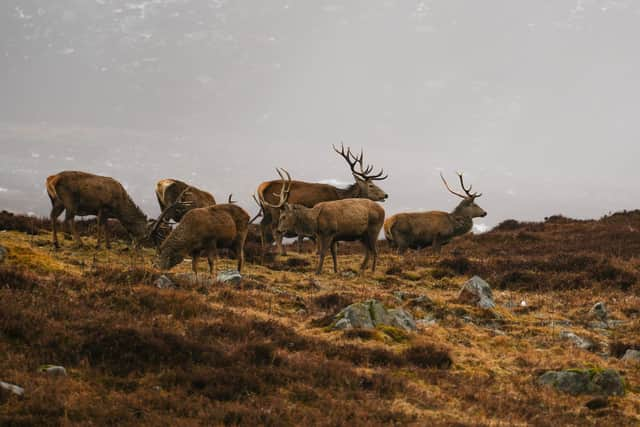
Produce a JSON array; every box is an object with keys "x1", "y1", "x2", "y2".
[
  {"x1": 227, "y1": 194, "x2": 236, "y2": 204},
  {"x1": 249, "y1": 193, "x2": 263, "y2": 224},
  {"x1": 147, "y1": 186, "x2": 194, "y2": 243},
  {"x1": 457, "y1": 172, "x2": 482, "y2": 199},
  {"x1": 440, "y1": 172, "x2": 482, "y2": 199},
  {"x1": 333, "y1": 143, "x2": 388, "y2": 181},
  {"x1": 259, "y1": 168, "x2": 292, "y2": 209}
]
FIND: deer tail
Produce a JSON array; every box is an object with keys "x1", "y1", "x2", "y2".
[{"x1": 45, "y1": 174, "x2": 61, "y2": 202}]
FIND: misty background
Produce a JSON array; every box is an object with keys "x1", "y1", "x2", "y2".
[{"x1": 2, "y1": 0, "x2": 640, "y2": 231}]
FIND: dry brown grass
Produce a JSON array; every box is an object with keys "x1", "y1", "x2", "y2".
[{"x1": 0, "y1": 211, "x2": 639, "y2": 425}]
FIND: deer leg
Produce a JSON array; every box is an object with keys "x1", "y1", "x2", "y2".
[
  {"x1": 65, "y1": 210, "x2": 82, "y2": 248},
  {"x1": 433, "y1": 235, "x2": 442, "y2": 256},
  {"x1": 50, "y1": 203, "x2": 65, "y2": 249},
  {"x1": 207, "y1": 245, "x2": 218, "y2": 278},
  {"x1": 236, "y1": 234, "x2": 246, "y2": 273},
  {"x1": 192, "y1": 252, "x2": 199, "y2": 283},
  {"x1": 297, "y1": 235, "x2": 304, "y2": 253},
  {"x1": 359, "y1": 237, "x2": 371, "y2": 273},
  {"x1": 370, "y1": 235, "x2": 378, "y2": 273},
  {"x1": 259, "y1": 221, "x2": 269, "y2": 260},
  {"x1": 274, "y1": 228, "x2": 286, "y2": 256},
  {"x1": 95, "y1": 210, "x2": 103, "y2": 249},
  {"x1": 316, "y1": 235, "x2": 331, "y2": 275},
  {"x1": 330, "y1": 240, "x2": 338, "y2": 273},
  {"x1": 104, "y1": 219, "x2": 111, "y2": 249}
]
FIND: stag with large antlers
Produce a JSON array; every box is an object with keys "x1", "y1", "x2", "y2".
[
  {"x1": 155, "y1": 179, "x2": 216, "y2": 222},
  {"x1": 46, "y1": 171, "x2": 160, "y2": 248},
  {"x1": 255, "y1": 144, "x2": 389, "y2": 255},
  {"x1": 384, "y1": 172, "x2": 486, "y2": 254}
]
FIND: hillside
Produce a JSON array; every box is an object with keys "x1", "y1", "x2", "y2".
[{"x1": 0, "y1": 211, "x2": 639, "y2": 426}]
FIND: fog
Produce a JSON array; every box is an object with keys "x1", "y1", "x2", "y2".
[{"x1": 2, "y1": 0, "x2": 640, "y2": 229}]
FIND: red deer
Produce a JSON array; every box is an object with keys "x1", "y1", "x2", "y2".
[
  {"x1": 256, "y1": 145, "x2": 388, "y2": 255},
  {"x1": 268, "y1": 173, "x2": 385, "y2": 275},
  {"x1": 384, "y1": 172, "x2": 486, "y2": 254},
  {"x1": 46, "y1": 171, "x2": 157, "y2": 249},
  {"x1": 155, "y1": 179, "x2": 216, "y2": 222},
  {"x1": 156, "y1": 203, "x2": 249, "y2": 278}
]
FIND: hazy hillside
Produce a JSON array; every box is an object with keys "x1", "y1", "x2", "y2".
[{"x1": 0, "y1": 211, "x2": 638, "y2": 425}]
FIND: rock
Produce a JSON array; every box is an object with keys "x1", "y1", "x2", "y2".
[
  {"x1": 387, "y1": 308, "x2": 417, "y2": 331},
  {"x1": 559, "y1": 330, "x2": 596, "y2": 351},
  {"x1": 40, "y1": 365, "x2": 67, "y2": 377},
  {"x1": 456, "y1": 276, "x2": 495, "y2": 309},
  {"x1": 216, "y1": 269, "x2": 242, "y2": 285},
  {"x1": 0, "y1": 381, "x2": 24, "y2": 397},
  {"x1": 406, "y1": 295, "x2": 434, "y2": 310},
  {"x1": 154, "y1": 275, "x2": 175, "y2": 289},
  {"x1": 0, "y1": 246, "x2": 7, "y2": 264},
  {"x1": 622, "y1": 349, "x2": 640, "y2": 362},
  {"x1": 537, "y1": 369, "x2": 624, "y2": 396},
  {"x1": 588, "y1": 320, "x2": 609, "y2": 330},
  {"x1": 332, "y1": 299, "x2": 417, "y2": 332},
  {"x1": 589, "y1": 302, "x2": 608, "y2": 321},
  {"x1": 417, "y1": 317, "x2": 437, "y2": 327}
]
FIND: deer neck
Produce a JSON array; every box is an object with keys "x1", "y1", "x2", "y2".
[
  {"x1": 449, "y1": 207, "x2": 474, "y2": 236},
  {"x1": 336, "y1": 183, "x2": 362, "y2": 199},
  {"x1": 118, "y1": 197, "x2": 149, "y2": 239},
  {"x1": 294, "y1": 206, "x2": 320, "y2": 235}
]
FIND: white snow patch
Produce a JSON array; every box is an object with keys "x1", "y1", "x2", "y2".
[
  {"x1": 0, "y1": 187, "x2": 8, "y2": 193},
  {"x1": 318, "y1": 179, "x2": 351, "y2": 189},
  {"x1": 473, "y1": 223, "x2": 489, "y2": 234}
]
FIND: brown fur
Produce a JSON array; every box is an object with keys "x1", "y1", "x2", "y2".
[
  {"x1": 46, "y1": 171, "x2": 149, "y2": 248},
  {"x1": 257, "y1": 178, "x2": 388, "y2": 255},
  {"x1": 157, "y1": 204, "x2": 250, "y2": 276},
  {"x1": 277, "y1": 199, "x2": 385, "y2": 274},
  {"x1": 384, "y1": 199, "x2": 486, "y2": 253},
  {"x1": 155, "y1": 179, "x2": 216, "y2": 222}
]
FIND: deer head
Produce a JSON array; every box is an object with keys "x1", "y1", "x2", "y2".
[
  {"x1": 259, "y1": 168, "x2": 292, "y2": 209},
  {"x1": 440, "y1": 172, "x2": 487, "y2": 218},
  {"x1": 146, "y1": 186, "x2": 194, "y2": 247},
  {"x1": 333, "y1": 143, "x2": 388, "y2": 201}
]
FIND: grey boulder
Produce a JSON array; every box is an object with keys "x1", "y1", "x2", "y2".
[
  {"x1": 216, "y1": 269, "x2": 242, "y2": 285},
  {"x1": 0, "y1": 381, "x2": 24, "y2": 397},
  {"x1": 154, "y1": 275, "x2": 175, "y2": 289},
  {"x1": 589, "y1": 302, "x2": 608, "y2": 321},
  {"x1": 559, "y1": 330, "x2": 596, "y2": 351},
  {"x1": 622, "y1": 349, "x2": 640, "y2": 362},
  {"x1": 333, "y1": 299, "x2": 417, "y2": 332},
  {"x1": 457, "y1": 276, "x2": 495, "y2": 309},
  {"x1": 537, "y1": 369, "x2": 625, "y2": 396}
]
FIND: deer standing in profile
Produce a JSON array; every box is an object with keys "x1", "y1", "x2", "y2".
[
  {"x1": 384, "y1": 172, "x2": 486, "y2": 254},
  {"x1": 255, "y1": 144, "x2": 388, "y2": 256},
  {"x1": 155, "y1": 179, "x2": 216, "y2": 222},
  {"x1": 46, "y1": 171, "x2": 163, "y2": 249},
  {"x1": 264, "y1": 170, "x2": 385, "y2": 275}
]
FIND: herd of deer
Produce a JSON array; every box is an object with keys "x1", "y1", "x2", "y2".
[{"x1": 44, "y1": 145, "x2": 487, "y2": 276}]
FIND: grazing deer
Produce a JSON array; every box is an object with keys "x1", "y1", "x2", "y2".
[
  {"x1": 46, "y1": 171, "x2": 158, "y2": 249},
  {"x1": 384, "y1": 172, "x2": 486, "y2": 254},
  {"x1": 156, "y1": 203, "x2": 250, "y2": 278},
  {"x1": 267, "y1": 172, "x2": 385, "y2": 274},
  {"x1": 155, "y1": 179, "x2": 216, "y2": 222},
  {"x1": 256, "y1": 144, "x2": 388, "y2": 255}
]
